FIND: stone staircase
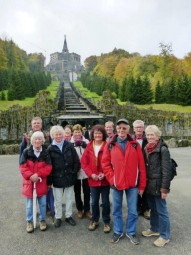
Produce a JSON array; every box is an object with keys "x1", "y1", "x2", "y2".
[
  {"x1": 64, "y1": 83, "x2": 91, "y2": 114},
  {"x1": 54, "y1": 80, "x2": 107, "y2": 127}
]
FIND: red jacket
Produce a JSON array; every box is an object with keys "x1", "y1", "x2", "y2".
[
  {"x1": 81, "y1": 140, "x2": 110, "y2": 187},
  {"x1": 101, "y1": 135, "x2": 146, "y2": 191},
  {"x1": 19, "y1": 146, "x2": 52, "y2": 198}
]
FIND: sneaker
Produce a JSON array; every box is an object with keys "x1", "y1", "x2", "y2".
[
  {"x1": 111, "y1": 233, "x2": 123, "y2": 243},
  {"x1": 142, "y1": 229, "x2": 160, "y2": 237},
  {"x1": 88, "y1": 221, "x2": 99, "y2": 231},
  {"x1": 65, "y1": 217, "x2": 76, "y2": 226},
  {"x1": 54, "y1": 218, "x2": 62, "y2": 228},
  {"x1": 26, "y1": 221, "x2": 34, "y2": 233},
  {"x1": 153, "y1": 237, "x2": 170, "y2": 247},
  {"x1": 103, "y1": 224, "x2": 111, "y2": 233},
  {"x1": 84, "y1": 211, "x2": 92, "y2": 220},
  {"x1": 77, "y1": 211, "x2": 83, "y2": 219},
  {"x1": 126, "y1": 234, "x2": 139, "y2": 245},
  {"x1": 143, "y1": 210, "x2": 150, "y2": 220},
  {"x1": 39, "y1": 220, "x2": 47, "y2": 231}
]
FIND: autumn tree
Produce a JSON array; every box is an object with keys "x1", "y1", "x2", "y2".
[{"x1": 84, "y1": 55, "x2": 97, "y2": 72}]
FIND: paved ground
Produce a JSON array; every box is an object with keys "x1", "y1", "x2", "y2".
[{"x1": 0, "y1": 147, "x2": 191, "y2": 255}]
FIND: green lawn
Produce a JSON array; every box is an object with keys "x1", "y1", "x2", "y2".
[
  {"x1": 135, "y1": 103, "x2": 191, "y2": 113},
  {"x1": 0, "y1": 81, "x2": 59, "y2": 111},
  {"x1": 74, "y1": 81, "x2": 102, "y2": 102}
]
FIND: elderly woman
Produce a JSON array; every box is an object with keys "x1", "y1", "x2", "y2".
[
  {"x1": 142, "y1": 125, "x2": 171, "y2": 247},
  {"x1": 47, "y1": 125, "x2": 80, "y2": 228},
  {"x1": 81, "y1": 124, "x2": 111, "y2": 233},
  {"x1": 19, "y1": 131, "x2": 52, "y2": 233},
  {"x1": 70, "y1": 124, "x2": 91, "y2": 219}
]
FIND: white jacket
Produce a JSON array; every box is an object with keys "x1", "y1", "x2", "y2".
[{"x1": 70, "y1": 136, "x2": 89, "y2": 179}]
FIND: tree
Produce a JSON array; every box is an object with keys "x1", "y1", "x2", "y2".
[
  {"x1": 176, "y1": 75, "x2": 191, "y2": 105},
  {"x1": 141, "y1": 76, "x2": 153, "y2": 104},
  {"x1": 0, "y1": 90, "x2": 6, "y2": 100},
  {"x1": 155, "y1": 81, "x2": 163, "y2": 103},
  {"x1": 7, "y1": 81, "x2": 14, "y2": 101},
  {"x1": 159, "y1": 42, "x2": 173, "y2": 80},
  {"x1": 84, "y1": 56, "x2": 97, "y2": 72},
  {"x1": 127, "y1": 76, "x2": 137, "y2": 103},
  {"x1": 11, "y1": 70, "x2": 25, "y2": 100},
  {"x1": 0, "y1": 69, "x2": 9, "y2": 90},
  {"x1": 119, "y1": 78, "x2": 127, "y2": 101}
]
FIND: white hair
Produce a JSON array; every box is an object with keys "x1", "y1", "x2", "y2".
[
  {"x1": 50, "y1": 125, "x2": 65, "y2": 139},
  {"x1": 133, "y1": 120, "x2": 144, "y2": 127},
  {"x1": 30, "y1": 131, "x2": 45, "y2": 145}
]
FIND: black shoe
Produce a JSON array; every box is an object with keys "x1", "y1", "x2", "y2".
[
  {"x1": 65, "y1": 217, "x2": 76, "y2": 226},
  {"x1": 126, "y1": 234, "x2": 139, "y2": 245},
  {"x1": 111, "y1": 233, "x2": 123, "y2": 243},
  {"x1": 54, "y1": 218, "x2": 62, "y2": 228}
]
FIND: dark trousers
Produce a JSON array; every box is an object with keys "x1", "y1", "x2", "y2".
[
  {"x1": 90, "y1": 186, "x2": 110, "y2": 224},
  {"x1": 74, "y1": 179, "x2": 90, "y2": 213},
  {"x1": 137, "y1": 191, "x2": 149, "y2": 213}
]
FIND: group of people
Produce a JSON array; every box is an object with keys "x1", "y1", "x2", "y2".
[{"x1": 19, "y1": 116, "x2": 172, "y2": 248}]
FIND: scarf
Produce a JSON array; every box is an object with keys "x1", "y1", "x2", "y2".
[
  {"x1": 64, "y1": 136, "x2": 71, "y2": 141},
  {"x1": 136, "y1": 135, "x2": 143, "y2": 140},
  {"x1": 145, "y1": 140, "x2": 159, "y2": 154},
  {"x1": 73, "y1": 136, "x2": 83, "y2": 146}
]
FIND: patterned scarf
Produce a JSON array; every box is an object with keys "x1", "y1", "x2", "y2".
[
  {"x1": 73, "y1": 136, "x2": 83, "y2": 146},
  {"x1": 145, "y1": 140, "x2": 159, "y2": 154}
]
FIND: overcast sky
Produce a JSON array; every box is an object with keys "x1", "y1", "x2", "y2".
[{"x1": 0, "y1": 0, "x2": 191, "y2": 65}]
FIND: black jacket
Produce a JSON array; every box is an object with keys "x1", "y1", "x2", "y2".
[
  {"x1": 47, "y1": 141, "x2": 80, "y2": 188},
  {"x1": 131, "y1": 133, "x2": 148, "y2": 152},
  {"x1": 144, "y1": 139, "x2": 172, "y2": 196}
]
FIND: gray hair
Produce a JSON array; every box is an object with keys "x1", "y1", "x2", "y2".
[
  {"x1": 50, "y1": 125, "x2": 65, "y2": 139},
  {"x1": 133, "y1": 120, "x2": 144, "y2": 127},
  {"x1": 105, "y1": 121, "x2": 114, "y2": 127},
  {"x1": 30, "y1": 131, "x2": 45, "y2": 145},
  {"x1": 145, "y1": 125, "x2": 162, "y2": 138}
]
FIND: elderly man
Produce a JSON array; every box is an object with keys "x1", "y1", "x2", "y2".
[
  {"x1": 102, "y1": 119, "x2": 146, "y2": 245},
  {"x1": 20, "y1": 116, "x2": 51, "y2": 159},
  {"x1": 132, "y1": 120, "x2": 150, "y2": 220}
]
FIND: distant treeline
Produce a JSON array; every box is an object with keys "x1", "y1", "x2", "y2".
[
  {"x1": 82, "y1": 45, "x2": 191, "y2": 105},
  {"x1": 0, "y1": 38, "x2": 51, "y2": 100},
  {"x1": 81, "y1": 72, "x2": 191, "y2": 106}
]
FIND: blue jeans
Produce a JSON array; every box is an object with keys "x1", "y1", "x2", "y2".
[
  {"x1": 26, "y1": 195, "x2": 47, "y2": 222},
  {"x1": 90, "y1": 186, "x2": 110, "y2": 224},
  {"x1": 147, "y1": 194, "x2": 170, "y2": 240},
  {"x1": 112, "y1": 188, "x2": 138, "y2": 235}
]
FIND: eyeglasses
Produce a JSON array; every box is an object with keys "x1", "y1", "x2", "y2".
[
  {"x1": 117, "y1": 127, "x2": 128, "y2": 130},
  {"x1": 134, "y1": 126, "x2": 144, "y2": 129}
]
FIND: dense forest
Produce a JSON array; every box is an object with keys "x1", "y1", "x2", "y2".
[
  {"x1": 82, "y1": 43, "x2": 191, "y2": 105},
  {"x1": 0, "y1": 38, "x2": 51, "y2": 100}
]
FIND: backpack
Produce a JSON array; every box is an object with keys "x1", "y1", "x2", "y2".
[
  {"x1": 161, "y1": 145, "x2": 178, "y2": 181},
  {"x1": 170, "y1": 158, "x2": 178, "y2": 180}
]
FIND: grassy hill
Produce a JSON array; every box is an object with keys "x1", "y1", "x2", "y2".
[
  {"x1": 0, "y1": 81, "x2": 59, "y2": 111},
  {"x1": 74, "y1": 81, "x2": 191, "y2": 113}
]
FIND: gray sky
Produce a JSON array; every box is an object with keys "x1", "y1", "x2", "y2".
[{"x1": 0, "y1": 0, "x2": 191, "y2": 65}]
